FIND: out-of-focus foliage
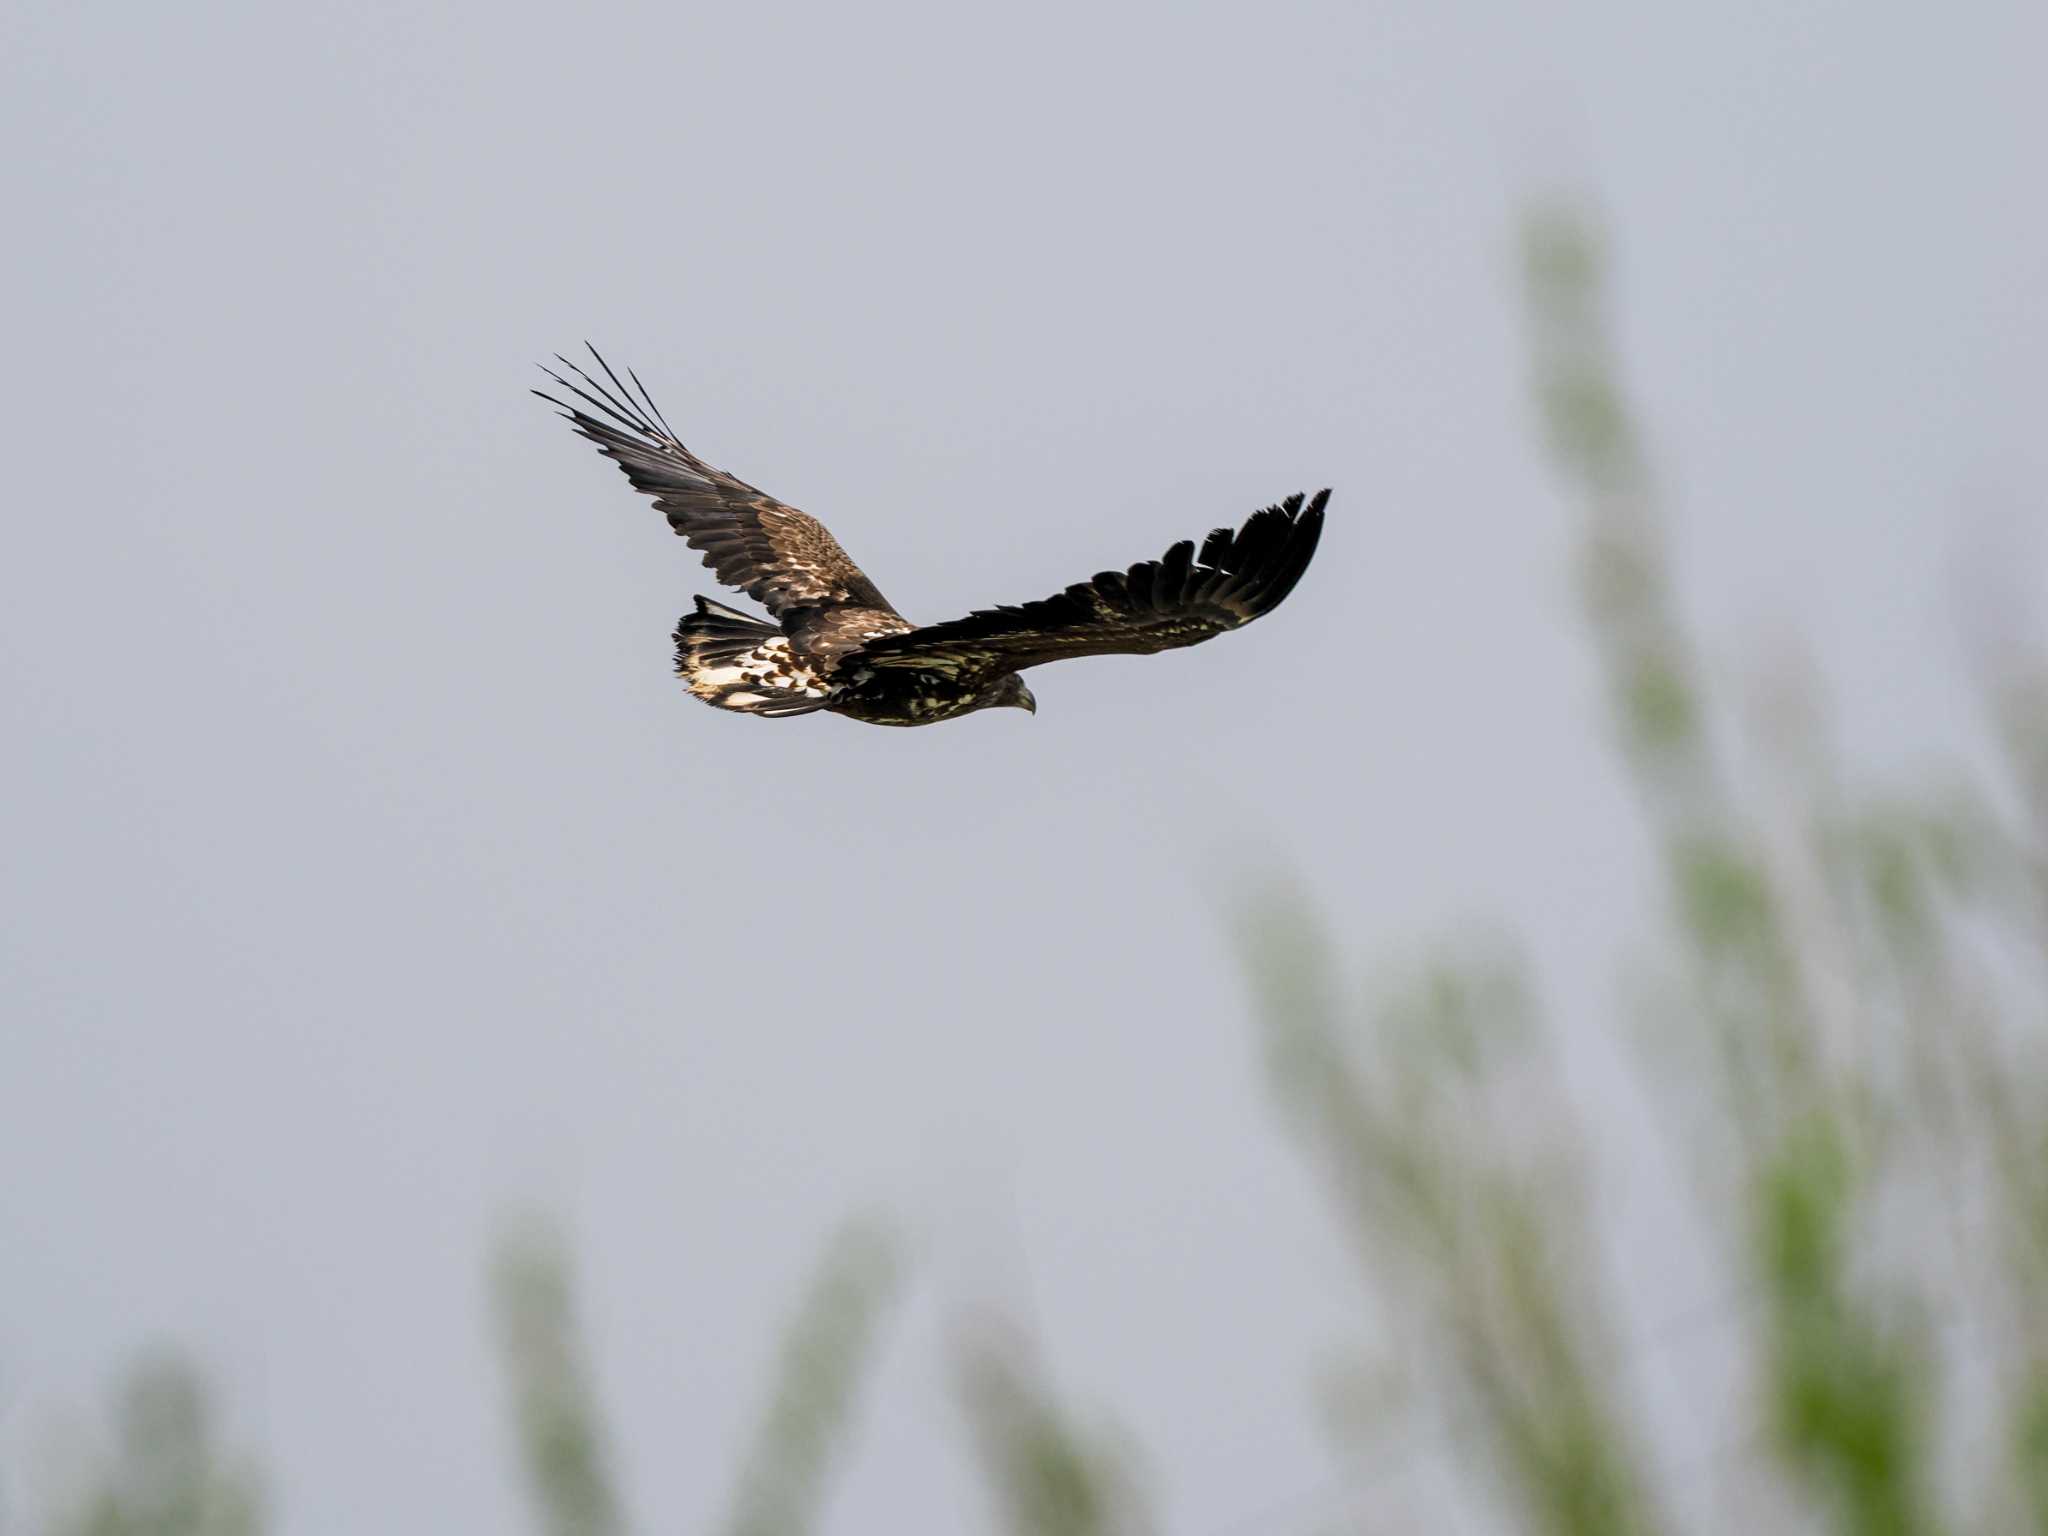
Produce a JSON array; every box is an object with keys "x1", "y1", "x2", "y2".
[
  {"x1": 720, "y1": 1217, "x2": 900, "y2": 1536},
  {"x1": 1241, "y1": 924, "x2": 1667, "y2": 1536},
  {"x1": 491, "y1": 1217, "x2": 626, "y2": 1536},
  {"x1": 1520, "y1": 197, "x2": 2048, "y2": 1536},
  {"x1": 43, "y1": 1356, "x2": 262, "y2": 1536},
  {"x1": 956, "y1": 1325, "x2": 1153, "y2": 1536},
  {"x1": 1217, "y1": 199, "x2": 2046, "y2": 1535},
  {"x1": 483, "y1": 1215, "x2": 900, "y2": 1536}
]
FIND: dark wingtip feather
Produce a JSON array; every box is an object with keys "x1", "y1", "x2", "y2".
[
  {"x1": 530, "y1": 346, "x2": 676, "y2": 451},
  {"x1": 1213, "y1": 489, "x2": 1326, "y2": 617},
  {"x1": 1251, "y1": 489, "x2": 1327, "y2": 613}
]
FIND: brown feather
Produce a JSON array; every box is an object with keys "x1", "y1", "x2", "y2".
[{"x1": 536, "y1": 347, "x2": 899, "y2": 620}]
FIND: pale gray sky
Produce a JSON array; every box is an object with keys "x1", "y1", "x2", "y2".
[{"x1": 2, "y1": 0, "x2": 2042, "y2": 1532}]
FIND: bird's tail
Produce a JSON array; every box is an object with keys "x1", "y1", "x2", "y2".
[{"x1": 672, "y1": 598, "x2": 832, "y2": 717}]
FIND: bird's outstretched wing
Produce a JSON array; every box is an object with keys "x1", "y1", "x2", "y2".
[
  {"x1": 857, "y1": 491, "x2": 1326, "y2": 685},
  {"x1": 536, "y1": 348, "x2": 898, "y2": 619}
]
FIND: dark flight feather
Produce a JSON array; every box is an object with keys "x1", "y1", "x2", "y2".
[{"x1": 856, "y1": 491, "x2": 1327, "y2": 686}]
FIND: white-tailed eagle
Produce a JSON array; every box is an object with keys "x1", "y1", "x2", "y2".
[{"x1": 537, "y1": 348, "x2": 1327, "y2": 727}]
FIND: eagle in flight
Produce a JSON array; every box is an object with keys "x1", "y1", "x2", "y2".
[{"x1": 537, "y1": 348, "x2": 1327, "y2": 727}]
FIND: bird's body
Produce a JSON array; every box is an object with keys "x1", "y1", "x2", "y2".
[
  {"x1": 538, "y1": 349, "x2": 1327, "y2": 727},
  {"x1": 828, "y1": 668, "x2": 1026, "y2": 729}
]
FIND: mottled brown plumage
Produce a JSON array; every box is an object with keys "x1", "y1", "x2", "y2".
[{"x1": 537, "y1": 347, "x2": 1327, "y2": 727}]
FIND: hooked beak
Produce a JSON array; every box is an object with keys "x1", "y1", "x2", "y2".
[{"x1": 1014, "y1": 687, "x2": 1037, "y2": 715}]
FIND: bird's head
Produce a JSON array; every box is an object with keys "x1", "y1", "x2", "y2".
[{"x1": 993, "y1": 675, "x2": 1037, "y2": 715}]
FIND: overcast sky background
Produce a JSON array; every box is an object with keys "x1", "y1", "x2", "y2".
[{"x1": 3, "y1": 1, "x2": 2043, "y2": 1531}]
